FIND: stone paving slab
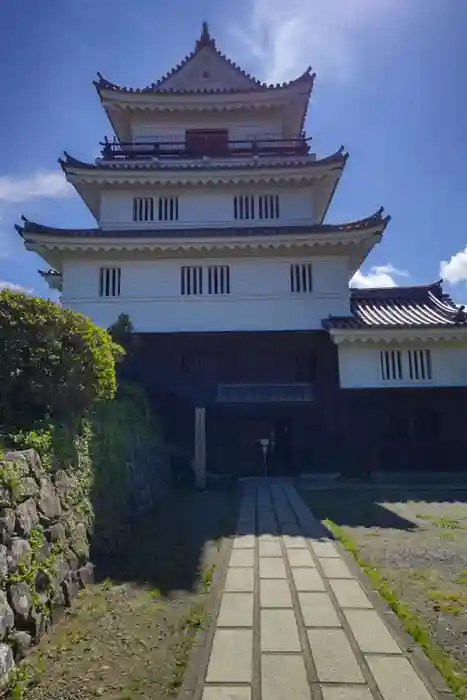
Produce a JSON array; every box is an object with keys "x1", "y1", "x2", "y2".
[
  {"x1": 261, "y1": 654, "x2": 311, "y2": 700},
  {"x1": 320, "y1": 687, "x2": 374, "y2": 700},
  {"x1": 259, "y1": 540, "x2": 282, "y2": 557},
  {"x1": 309, "y1": 540, "x2": 340, "y2": 558},
  {"x1": 259, "y1": 557, "x2": 287, "y2": 579},
  {"x1": 329, "y1": 579, "x2": 373, "y2": 609},
  {"x1": 307, "y1": 628, "x2": 365, "y2": 683},
  {"x1": 344, "y1": 609, "x2": 401, "y2": 655},
  {"x1": 298, "y1": 592, "x2": 342, "y2": 627},
  {"x1": 261, "y1": 609, "x2": 301, "y2": 651},
  {"x1": 319, "y1": 557, "x2": 354, "y2": 579},
  {"x1": 230, "y1": 549, "x2": 255, "y2": 567},
  {"x1": 287, "y1": 548, "x2": 316, "y2": 568},
  {"x1": 202, "y1": 688, "x2": 252, "y2": 700},
  {"x1": 199, "y1": 481, "x2": 437, "y2": 700},
  {"x1": 292, "y1": 567, "x2": 326, "y2": 591},
  {"x1": 260, "y1": 579, "x2": 293, "y2": 608},
  {"x1": 366, "y1": 655, "x2": 434, "y2": 700},
  {"x1": 233, "y1": 535, "x2": 255, "y2": 549},
  {"x1": 205, "y1": 629, "x2": 253, "y2": 683},
  {"x1": 217, "y1": 593, "x2": 254, "y2": 627},
  {"x1": 225, "y1": 568, "x2": 255, "y2": 592}
]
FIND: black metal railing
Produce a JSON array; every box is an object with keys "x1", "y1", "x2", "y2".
[{"x1": 99, "y1": 137, "x2": 311, "y2": 161}]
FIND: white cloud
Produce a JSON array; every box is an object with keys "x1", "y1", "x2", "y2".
[
  {"x1": 229, "y1": 0, "x2": 403, "y2": 84},
  {"x1": 440, "y1": 247, "x2": 467, "y2": 285},
  {"x1": 0, "y1": 281, "x2": 32, "y2": 294},
  {"x1": 0, "y1": 171, "x2": 72, "y2": 204},
  {"x1": 350, "y1": 264, "x2": 409, "y2": 289}
]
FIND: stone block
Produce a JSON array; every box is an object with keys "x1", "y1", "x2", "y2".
[
  {"x1": 307, "y1": 629, "x2": 365, "y2": 683},
  {"x1": 366, "y1": 655, "x2": 433, "y2": 700},
  {"x1": 0, "y1": 590, "x2": 14, "y2": 637},
  {"x1": 260, "y1": 579, "x2": 293, "y2": 608},
  {"x1": 261, "y1": 654, "x2": 311, "y2": 700},
  {"x1": 7, "y1": 538, "x2": 31, "y2": 572},
  {"x1": 38, "y1": 477, "x2": 62, "y2": 520},
  {"x1": 77, "y1": 562, "x2": 94, "y2": 588},
  {"x1": 282, "y1": 535, "x2": 307, "y2": 549},
  {"x1": 0, "y1": 546, "x2": 7, "y2": 580},
  {"x1": 261, "y1": 609, "x2": 301, "y2": 651},
  {"x1": 46, "y1": 522, "x2": 66, "y2": 543},
  {"x1": 9, "y1": 630, "x2": 32, "y2": 660},
  {"x1": 259, "y1": 557, "x2": 286, "y2": 579},
  {"x1": 8, "y1": 582, "x2": 32, "y2": 624},
  {"x1": 329, "y1": 580, "x2": 372, "y2": 609},
  {"x1": 217, "y1": 593, "x2": 253, "y2": 627},
  {"x1": 298, "y1": 592, "x2": 341, "y2": 627},
  {"x1": 344, "y1": 609, "x2": 401, "y2": 654},
  {"x1": 0, "y1": 643, "x2": 14, "y2": 686},
  {"x1": 291, "y1": 568, "x2": 325, "y2": 592},
  {"x1": 205, "y1": 629, "x2": 253, "y2": 683},
  {"x1": 15, "y1": 499, "x2": 39, "y2": 538},
  {"x1": 0, "y1": 510, "x2": 16, "y2": 541},
  {"x1": 61, "y1": 573, "x2": 80, "y2": 607},
  {"x1": 225, "y1": 568, "x2": 254, "y2": 592}
]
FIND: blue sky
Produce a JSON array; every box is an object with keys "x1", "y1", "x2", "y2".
[{"x1": 1, "y1": 0, "x2": 467, "y2": 299}]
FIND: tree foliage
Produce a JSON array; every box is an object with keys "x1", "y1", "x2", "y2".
[{"x1": 0, "y1": 290, "x2": 124, "y2": 430}]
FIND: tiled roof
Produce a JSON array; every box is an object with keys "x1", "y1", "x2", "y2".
[
  {"x1": 94, "y1": 23, "x2": 315, "y2": 96},
  {"x1": 59, "y1": 148, "x2": 348, "y2": 172},
  {"x1": 323, "y1": 282, "x2": 467, "y2": 330},
  {"x1": 16, "y1": 211, "x2": 389, "y2": 240}
]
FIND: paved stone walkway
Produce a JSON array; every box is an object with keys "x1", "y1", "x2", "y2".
[{"x1": 200, "y1": 479, "x2": 438, "y2": 700}]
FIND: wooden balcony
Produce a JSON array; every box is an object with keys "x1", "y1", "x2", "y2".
[{"x1": 99, "y1": 137, "x2": 311, "y2": 161}]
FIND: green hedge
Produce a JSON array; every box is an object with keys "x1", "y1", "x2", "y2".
[{"x1": 0, "y1": 290, "x2": 123, "y2": 430}]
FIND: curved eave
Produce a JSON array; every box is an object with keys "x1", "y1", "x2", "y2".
[
  {"x1": 326, "y1": 326, "x2": 467, "y2": 345},
  {"x1": 93, "y1": 68, "x2": 315, "y2": 98},
  {"x1": 58, "y1": 147, "x2": 348, "y2": 176},
  {"x1": 38, "y1": 269, "x2": 62, "y2": 291}
]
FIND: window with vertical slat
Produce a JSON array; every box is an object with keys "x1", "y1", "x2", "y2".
[
  {"x1": 290, "y1": 263, "x2": 313, "y2": 293},
  {"x1": 99, "y1": 267, "x2": 121, "y2": 297}
]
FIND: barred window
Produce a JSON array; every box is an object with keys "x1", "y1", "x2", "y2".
[
  {"x1": 181, "y1": 266, "x2": 231, "y2": 296},
  {"x1": 132, "y1": 196, "x2": 179, "y2": 222},
  {"x1": 380, "y1": 350, "x2": 403, "y2": 381},
  {"x1": 207, "y1": 266, "x2": 230, "y2": 295},
  {"x1": 133, "y1": 197, "x2": 154, "y2": 222},
  {"x1": 408, "y1": 349, "x2": 432, "y2": 381},
  {"x1": 233, "y1": 194, "x2": 280, "y2": 220},
  {"x1": 181, "y1": 266, "x2": 203, "y2": 296},
  {"x1": 158, "y1": 196, "x2": 179, "y2": 221},
  {"x1": 99, "y1": 267, "x2": 121, "y2": 297},
  {"x1": 290, "y1": 263, "x2": 313, "y2": 293}
]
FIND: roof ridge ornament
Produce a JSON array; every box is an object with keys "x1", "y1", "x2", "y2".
[{"x1": 196, "y1": 21, "x2": 216, "y2": 51}]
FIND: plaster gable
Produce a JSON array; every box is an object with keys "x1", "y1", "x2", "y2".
[{"x1": 158, "y1": 47, "x2": 260, "y2": 92}]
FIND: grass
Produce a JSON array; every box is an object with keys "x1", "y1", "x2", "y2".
[
  {"x1": 415, "y1": 513, "x2": 465, "y2": 530},
  {"x1": 325, "y1": 518, "x2": 467, "y2": 699}
]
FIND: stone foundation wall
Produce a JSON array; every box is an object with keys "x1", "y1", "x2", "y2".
[{"x1": 0, "y1": 449, "x2": 93, "y2": 683}]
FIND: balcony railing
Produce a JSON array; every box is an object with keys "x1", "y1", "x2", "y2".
[{"x1": 99, "y1": 137, "x2": 311, "y2": 161}]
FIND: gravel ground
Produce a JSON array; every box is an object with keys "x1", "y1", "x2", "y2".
[{"x1": 301, "y1": 485, "x2": 467, "y2": 669}]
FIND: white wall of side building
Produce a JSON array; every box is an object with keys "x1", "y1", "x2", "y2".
[
  {"x1": 61, "y1": 255, "x2": 350, "y2": 333},
  {"x1": 337, "y1": 342, "x2": 467, "y2": 388},
  {"x1": 99, "y1": 184, "x2": 315, "y2": 230}
]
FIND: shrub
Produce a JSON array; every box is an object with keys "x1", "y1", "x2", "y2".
[{"x1": 0, "y1": 290, "x2": 124, "y2": 430}]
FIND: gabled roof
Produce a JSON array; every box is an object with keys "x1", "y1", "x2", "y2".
[
  {"x1": 94, "y1": 22, "x2": 315, "y2": 96},
  {"x1": 323, "y1": 281, "x2": 467, "y2": 330}
]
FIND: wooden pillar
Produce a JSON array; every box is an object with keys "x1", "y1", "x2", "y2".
[{"x1": 194, "y1": 406, "x2": 207, "y2": 490}]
